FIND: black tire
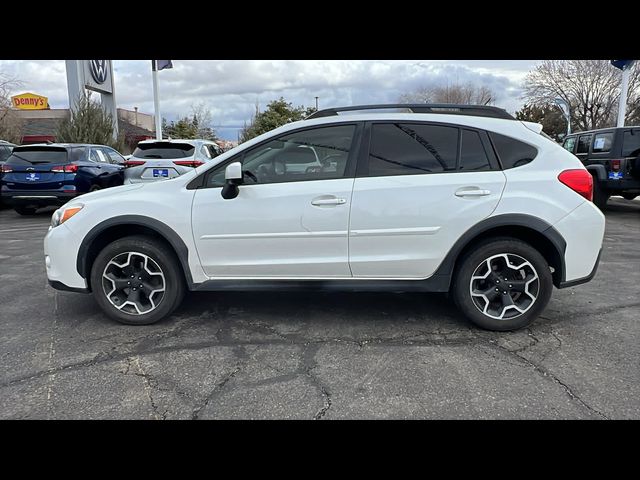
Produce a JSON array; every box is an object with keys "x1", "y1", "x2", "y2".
[
  {"x1": 621, "y1": 192, "x2": 638, "y2": 201},
  {"x1": 90, "y1": 235, "x2": 185, "y2": 325},
  {"x1": 89, "y1": 185, "x2": 102, "y2": 192},
  {"x1": 592, "y1": 178, "x2": 610, "y2": 210},
  {"x1": 14, "y1": 206, "x2": 37, "y2": 215},
  {"x1": 451, "y1": 237, "x2": 553, "y2": 331}
]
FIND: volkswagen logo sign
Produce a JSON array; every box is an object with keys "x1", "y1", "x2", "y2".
[{"x1": 89, "y1": 60, "x2": 108, "y2": 84}]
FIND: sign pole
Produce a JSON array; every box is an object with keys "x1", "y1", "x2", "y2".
[
  {"x1": 617, "y1": 66, "x2": 631, "y2": 127},
  {"x1": 152, "y1": 60, "x2": 162, "y2": 140}
]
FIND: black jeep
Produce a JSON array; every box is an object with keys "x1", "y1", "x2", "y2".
[{"x1": 562, "y1": 127, "x2": 640, "y2": 209}]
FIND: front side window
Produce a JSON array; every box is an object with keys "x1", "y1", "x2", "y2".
[
  {"x1": 576, "y1": 135, "x2": 591, "y2": 154},
  {"x1": 206, "y1": 125, "x2": 355, "y2": 187},
  {"x1": 592, "y1": 133, "x2": 613, "y2": 153},
  {"x1": 460, "y1": 129, "x2": 491, "y2": 171},
  {"x1": 489, "y1": 132, "x2": 538, "y2": 169},
  {"x1": 368, "y1": 123, "x2": 458, "y2": 176},
  {"x1": 563, "y1": 136, "x2": 576, "y2": 153}
]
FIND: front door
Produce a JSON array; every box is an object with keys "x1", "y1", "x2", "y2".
[
  {"x1": 191, "y1": 124, "x2": 360, "y2": 278},
  {"x1": 349, "y1": 123, "x2": 506, "y2": 278}
]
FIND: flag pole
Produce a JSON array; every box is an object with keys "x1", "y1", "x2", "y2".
[{"x1": 151, "y1": 60, "x2": 162, "y2": 140}]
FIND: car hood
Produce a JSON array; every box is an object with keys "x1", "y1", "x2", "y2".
[{"x1": 67, "y1": 183, "x2": 145, "y2": 206}]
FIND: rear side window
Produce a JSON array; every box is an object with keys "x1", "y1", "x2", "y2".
[
  {"x1": 133, "y1": 142, "x2": 196, "y2": 159},
  {"x1": 592, "y1": 133, "x2": 613, "y2": 153},
  {"x1": 489, "y1": 132, "x2": 537, "y2": 169},
  {"x1": 576, "y1": 135, "x2": 591, "y2": 154},
  {"x1": 622, "y1": 130, "x2": 640, "y2": 157},
  {"x1": 460, "y1": 129, "x2": 491, "y2": 171},
  {"x1": 69, "y1": 147, "x2": 86, "y2": 162},
  {"x1": 368, "y1": 123, "x2": 458, "y2": 176},
  {"x1": 6, "y1": 147, "x2": 68, "y2": 165},
  {"x1": 563, "y1": 137, "x2": 576, "y2": 153}
]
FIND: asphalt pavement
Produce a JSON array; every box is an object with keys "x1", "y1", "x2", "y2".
[{"x1": 0, "y1": 198, "x2": 638, "y2": 419}]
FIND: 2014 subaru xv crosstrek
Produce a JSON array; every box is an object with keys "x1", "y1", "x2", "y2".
[{"x1": 44, "y1": 104, "x2": 605, "y2": 331}]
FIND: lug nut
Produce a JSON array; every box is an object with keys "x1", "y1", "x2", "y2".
[
  {"x1": 138, "y1": 277, "x2": 142, "y2": 280},
  {"x1": 127, "y1": 281, "x2": 130, "y2": 285},
  {"x1": 509, "y1": 284, "x2": 513, "y2": 288}
]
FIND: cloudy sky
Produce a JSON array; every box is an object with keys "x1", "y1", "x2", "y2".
[{"x1": 0, "y1": 60, "x2": 539, "y2": 140}]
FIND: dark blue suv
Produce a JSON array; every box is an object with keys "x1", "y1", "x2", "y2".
[{"x1": 1, "y1": 144, "x2": 126, "y2": 215}]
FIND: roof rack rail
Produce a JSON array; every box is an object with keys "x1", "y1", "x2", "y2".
[{"x1": 306, "y1": 103, "x2": 515, "y2": 120}]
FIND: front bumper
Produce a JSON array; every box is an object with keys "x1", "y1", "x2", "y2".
[{"x1": 44, "y1": 223, "x2": 89, "y2": 291}]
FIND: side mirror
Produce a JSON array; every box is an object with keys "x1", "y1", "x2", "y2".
[{"x1": 221, "y1": 161, "x2": 242, "y2": 199}]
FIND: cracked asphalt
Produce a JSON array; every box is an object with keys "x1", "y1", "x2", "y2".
[{"x1": 0, "y1": 198, "x2": 638, "y2": 419}]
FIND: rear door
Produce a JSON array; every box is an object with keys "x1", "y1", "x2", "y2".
[
  {"x1": 348, "y1": 122, "x2": 506, "y2": 278},
  {"x1": 2, "y1": 147, "x2": 69, "y2": 190}
]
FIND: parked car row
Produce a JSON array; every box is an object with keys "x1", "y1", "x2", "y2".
[{"x1": 0, "y1": 139, "x2": 223, "y2": 215}]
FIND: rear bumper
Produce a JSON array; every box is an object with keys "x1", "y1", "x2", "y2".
[
  {"x1": 602, "y1": 178, "x2": 640, "y2": 191},
  {"x1": 2, "y1": 191, "x2": 78, "y2": 207},
  {"x1": 558, "y1": 248, "x2": 601, "y2": 288}
]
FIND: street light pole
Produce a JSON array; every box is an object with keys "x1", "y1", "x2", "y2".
[
  {"x1": 151, "y1": 60, "x2": 162, "y2": 140},
  {"x1": 315, "y1": 96, "x2": 319, "y2": 111},
  {"x1": 554, "y1": 97, "x2": 571, "y2": 136}
]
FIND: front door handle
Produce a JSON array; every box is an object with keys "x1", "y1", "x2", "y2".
[
  {"x1": 455, "y1": 188, "x2": 491, "y2": 197},
  {"x1": 311, "y1": 197, "x2": 347, "y2": 206}
]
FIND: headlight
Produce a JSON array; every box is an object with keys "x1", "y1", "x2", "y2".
[{"x1": 51, "y1": 204, "x2": 84, "y2": 228}]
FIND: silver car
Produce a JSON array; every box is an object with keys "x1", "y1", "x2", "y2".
[{"x1": 124, "y1": 139, "x2": 222, "y2": 184}]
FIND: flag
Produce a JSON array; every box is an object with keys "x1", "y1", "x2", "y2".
[{"x1": 153, "y1": 60, "x2": 173, "y2": 71}]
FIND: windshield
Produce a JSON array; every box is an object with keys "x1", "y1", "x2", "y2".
[
  {"x1": 133, "y1": 142, "x2": 196, "y2": 159},
  {"x1": 6, "y1": 147, "x2": 68, "y2": 165}
]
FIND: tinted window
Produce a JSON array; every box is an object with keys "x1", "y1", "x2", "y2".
[
  {"x1": 69, "y1": 147, "x2": 86, "y2": 162},
  {"x1": 208, "y1": 144, "x2": 221, "y2": 158},
  {"x1": 368, "y1": 123, "x2": 458, "y2": 176},
  {"x1": 103, "y1": 148, "x2": 125, "y2": 164},
  {"x1": 0, "y1": 146, "x2": 11, "y2": 162},
  {"x1": 6, "y1": 147, "x2": 68, "y2": 165},
  {"x1": 490, "y1": 132, "x2": 537, "y2": 169},
  {"x1": 563, "y1": 136, "x2": 576, "y2": 153},
  {"x1": 133, "y1": 142, "x2": 196, "y2": 159},
  {"x1": 200, "y1": 144, "x2": 212, "y2": 159},
  {"x1": 460, "y1": 129, "x2": 491, "y2": 171},
  {"x1": 92, "y1": 149, "x2": 110, "y2": 163},
  {"x1": 206, "y1": 125, "x2": 355, "y2": 187},
  {"x1": 592, "y1": 133, "x2": 613, "y2": 153},
  {"x1": 576, "y1": 135, "x2": 591, "y2": 154},
  {"x1": 622, "y1": 130, "x2": 640, "y2": 157}
]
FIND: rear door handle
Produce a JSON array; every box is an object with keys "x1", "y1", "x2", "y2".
[
  {"x1": 311, "y1": 197, "x2": 347, "y2": 206},
  {"x1": 455, "y1": 188, "x2": 491, "y2": 197}
]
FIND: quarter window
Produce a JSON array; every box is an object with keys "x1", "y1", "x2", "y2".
[
  {"x1": 460, "y1": 129, "x2": 491, "y2": 171},
  {"x1": 592, "y1": 133, "x2": 613, "y2": 153},
  {"x1": 489, "y1": 132, "x2": 538, "y2": 169},
  {"x1": 368, "y1": 123, "x2": 458, "y2": 176}
]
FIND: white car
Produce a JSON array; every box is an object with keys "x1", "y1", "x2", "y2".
[
  {"x1": 44, "y1": 104, "x2": 605, "y2": 331},
  {"x1": 123, "y1": 138, "x2": 222, "y2": 183}
]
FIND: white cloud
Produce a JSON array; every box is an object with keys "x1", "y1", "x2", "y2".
[{"x1": 0, "y1": 60, "x2": 537, "y2": 140}]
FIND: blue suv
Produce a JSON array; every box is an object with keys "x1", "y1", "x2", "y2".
[{"x1": 1, "y1": 143, "x2": 126, "y2": 215}]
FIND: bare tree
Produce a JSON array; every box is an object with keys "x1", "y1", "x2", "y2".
[
  {"x1": 400, "y1": 82, "x2": 496, "y2": 105},
  {"x1": 0, "y1": 73, "x2": 24, "y2": 143},
  {"x1": 523, "y1": 60, "x2": 640, "y2": 131},
  {"x1": 190, "y1": 102, "x2": 217, "y2": 140}
]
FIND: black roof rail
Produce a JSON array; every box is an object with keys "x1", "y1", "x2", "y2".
[{"x1": 306, "y1": 103, "x2": 515, "y2": 120}]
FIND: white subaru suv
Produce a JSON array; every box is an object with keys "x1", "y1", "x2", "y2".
[{"x1": 44, "y1": 104, "x2": 605, "y2": 331}]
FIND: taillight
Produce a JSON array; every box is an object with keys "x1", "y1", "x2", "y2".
[
  {"x1": 611, "y1": 159, "x2": 621, "y2": 171},
  {"x1": 124, "y1": 160, "x2": 145, "y2": 168},
  {"x1": 558, "y1": 169, "x2": 593, "y2": 202},
  {"x1": 51, "y1": 164, "x2": 78, "y2": 173},
  {"x1": 1, "y1": 164, "x2": 12, "y2": 173},
  {"x1": 173, "y1": 160, "x2": 204, "y2": 168}
]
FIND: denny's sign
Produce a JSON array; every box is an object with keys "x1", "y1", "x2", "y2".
[{"x1": 11, "y1": 92, "x2": 49, "y2": 110}]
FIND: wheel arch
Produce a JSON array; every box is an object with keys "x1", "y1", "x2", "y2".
[
  {"x1": 76, "y1": 215, "x2": 193, "y2": 292},
  {"x1": 435, "y1": 214, "x2": 567, "y2": 289}
]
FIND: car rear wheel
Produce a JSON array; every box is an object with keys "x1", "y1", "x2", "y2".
[
  {"x1": 90, "y1": 235, "x2": 185, "y2": 325},
  {"x1": 451, "y1": 237, "x2": 553, "y2": 331},
  {"x1": 14, "y1": 206, "x2": 37, "y2": 215},
  {"x1": 621, "y1": 193, "x2": 638, "y2": 201},
  {"x1": 592, "y1": 179, "x2": 610, "y2": 210}
]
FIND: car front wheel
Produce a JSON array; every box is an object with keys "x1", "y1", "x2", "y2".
[
  {"x1": 452, "y1": 237, "x2": 553, "y2": 331},
  {"x1": 90, "y1": 235, "x2": 185, "y2": 325}
]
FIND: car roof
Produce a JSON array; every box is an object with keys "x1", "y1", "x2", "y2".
[{"x1": 566, "y1": 126, "x2": 640, "y2": 136}]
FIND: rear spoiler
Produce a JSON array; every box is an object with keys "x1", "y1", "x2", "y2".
[{"x1": 520, "y1": 121, "x2": 544, "y2": 135}]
